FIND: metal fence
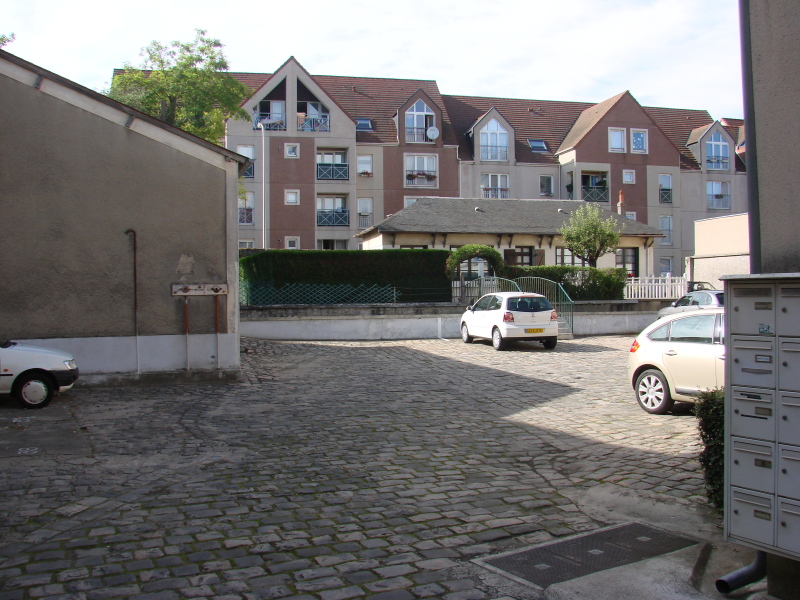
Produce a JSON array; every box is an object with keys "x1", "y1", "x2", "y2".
[
  {"x1": 241, "y1": 282, "x2": 398, "y2": 305},
  {"x1": 515, "y1": 276, "x2": 574, "y2": 333},
  {"x1": 625, "y1": 275, "x2": 687, "y2": 299}
]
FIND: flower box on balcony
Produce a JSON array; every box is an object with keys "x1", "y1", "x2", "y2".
[
  {"x1": 425, "y1": 174, "x2": 437, "y2": 181},
  {"x1": 359, "y1": 171, "x2": 373, "y2": 177},
  {"x1": 406, "y1": 173, "x2": 416, "y2": 181}
]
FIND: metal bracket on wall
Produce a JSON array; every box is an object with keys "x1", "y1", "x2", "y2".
[{"x1": 171, "y1": 284, "x2": 229, "y2": 296}]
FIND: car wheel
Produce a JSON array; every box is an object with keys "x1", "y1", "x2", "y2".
[
  {"x1": 543, "y1": 337, "x2": 557, "y2": 350},
  {"x1": 635, "y1": 369, "x2": 674, "y2": 414},
  {"x1": 461, "y1": 323, "x2": 473, "y2": 343},
  {"x1": 13, "y1": 372, "x2": 55, "y2": 409},
  {"x1": 492, "y1": 328, "x2": 506, "y2": 351}
]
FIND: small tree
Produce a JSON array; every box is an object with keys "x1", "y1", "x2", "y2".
[
  {"x1": 558, "y1": 203, "x2": 621, "y2": 268},
  {"x1": 107, "y1": 29, "x2": 250, "y2": 143},
  {"x1": 0, "y1": 33, "x2": 15, "y2": 47}
]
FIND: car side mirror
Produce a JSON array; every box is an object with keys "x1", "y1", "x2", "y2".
[{"x1": 466, "y1": 305, "x2": 473, "y2": 311}]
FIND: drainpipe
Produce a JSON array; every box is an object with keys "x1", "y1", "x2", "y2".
[
  {"x1": 124, "y1": 229, "x2": 140, "y2": 373},
  {"x1": 716, "y1": 550, "x2": 766, "y2": 593}
]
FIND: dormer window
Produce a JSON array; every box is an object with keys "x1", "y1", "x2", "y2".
[
  {"x1": 480, "y1": 119, "x2": 508, "y2": 160},
  {"x1": 405, "y1": 100, "x2": 435, "y2": 142},
  {"x1": 706, "y1": 131, "x2": 730, "y2": 170}
]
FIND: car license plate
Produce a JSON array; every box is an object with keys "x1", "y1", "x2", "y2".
[{"x1": 525, "y1": 328, "x2": 544, "y2": 334}]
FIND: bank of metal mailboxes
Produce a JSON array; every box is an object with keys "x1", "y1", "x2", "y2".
[{"x1": 725, "y1": 275, "x2": 800, "y2": 559}]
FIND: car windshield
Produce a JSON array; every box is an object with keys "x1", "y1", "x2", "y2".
[{"x1": 507, "y1": 296, "x2": 553, "y2": 312}]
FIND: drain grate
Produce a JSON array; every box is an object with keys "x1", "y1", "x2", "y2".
[{"x1": 475, "y1": 522, "x2": 698, "y2": 589}]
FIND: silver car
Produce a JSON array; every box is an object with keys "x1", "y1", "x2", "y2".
[
  {"x1": 461, "y1": 292, "x2": 559, "y2": 351},
  {"x1": 657, "y1": 290, "x2": 724, "y2": 317},
  {"x1": 628, "y1": 308, "x2": 725, "y2": 413}
]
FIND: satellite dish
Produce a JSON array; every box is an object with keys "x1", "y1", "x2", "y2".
[{"x1": 426, "y1": 126, "x2": 440, "y2": 140}]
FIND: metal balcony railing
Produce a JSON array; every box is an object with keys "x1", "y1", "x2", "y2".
[
  {"x1": 659, "y1": 188, "x2": 673, "y2": 203},
  {"x1": 253, "y1": 112, "x2": 286, "y2": 130},
  {"x1": 406, "y1": 127, "x2": 434, "y2": 142},
  {"x1": 480, "y1": 145, "x2": 508, "y2": 160},
  {"x1": 298, "y1": 115, "x2": 331, "y2": 132},
  {"x1": 317, "y1": 163, "x2": 349, "y2": 180},
  {"x1": 707, "y1": 194, "x2": 731, "y2": 210},
  {"x1": 706, "y1": 156, "x2": 729, "y2": 169},
  {"x1": 358, "y1": 213, "x2": 373, "y2": 230},
  {"x1": 317, "y1": 209, "x2": 350, "y2": 226},
  {"x1": 582, "y1": 186, "x2": 609, "y2": 202},
  {"x1": 238, "y1": 208, "x2": 253, "y2": 225},
  {"x1": 405, "y1": 170, "x2": 438, "y2": 186},
  {"x1": 482, "y1": 187, "x2": 509, "y2": 198}
]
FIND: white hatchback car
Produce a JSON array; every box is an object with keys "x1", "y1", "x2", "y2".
[
  {"x1": 461, "y1": 292, "x2": 559, "y2": 351},
  {"x1": 628, "y1": 308, "x2": 725, "y2": 414},
  {"x1": 0, "y1": 341, "x2": 79, "y2": 409}
]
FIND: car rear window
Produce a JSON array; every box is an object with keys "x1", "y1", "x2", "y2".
[
  {"x1": 507, "y1": 296, "x2": 553, "y2": 312},
  {"x1": 715, "y1": 293, "x2": 724, "y2": 305}
]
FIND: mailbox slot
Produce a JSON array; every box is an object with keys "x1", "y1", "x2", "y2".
[
  {"x1": 729, "y1": 284, "x2": 775, "y2": 336},
  {"x1": 731, "y1": 336, "x2": 776, "y2": 389},
  {"x1": 731, "y1": 438, "x2": 775, "y2": 493},
  {"x1": 777, "y1": 498, "x2": 800, "y2": 555},
  {"x1": 730, "y1": 387, "x2": 775, "y2": 440},
  {"x1": 778, "y1": 392, "x2": 800, "y2": 446},
  {"x1": 729, "y1": 487, "x2": 774, "y2": 545}
]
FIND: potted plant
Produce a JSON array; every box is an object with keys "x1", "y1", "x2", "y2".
[
  {"x1": 359, "y1": 171, "x2": 372, "y2": 177},
  {"x1": 406, "y1": 173, "x2": 415, "y2": 181},
  {"x1": 425, "y1": 173, "x2": 437, "y2": 181}
]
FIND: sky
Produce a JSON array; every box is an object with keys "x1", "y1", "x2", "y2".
[{"x1": 4, "y1": 0, "x2": 744, "y2": 120}]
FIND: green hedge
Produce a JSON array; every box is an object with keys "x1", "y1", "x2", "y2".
[
  {"x1": 239, "y1": 249, "x2": 452, "y2": 301},
  {"x1": 502, "y1": 265, "x2": 628, "y2": 300},
  {"x1": 696, "y1": 388, "x2": 725, "y2": 511}
]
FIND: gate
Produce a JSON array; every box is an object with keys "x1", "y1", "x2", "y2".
[
  {"x1": 452, "y1": 276, "x2": 520, "y2": 305},
  {"x1": 514, "y1": 276, "x2": 574, "y2": 333}
]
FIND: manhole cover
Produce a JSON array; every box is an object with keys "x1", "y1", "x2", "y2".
[{"x1": 474, "y1": 522, "x2": 698, "y2": 589}]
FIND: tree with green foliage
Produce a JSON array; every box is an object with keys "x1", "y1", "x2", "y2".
[
  {"x1": 0, "y1": 33, "x2": 15, "y2": 47},
  {"x1": 558, "y1": 203, "x2": 621, "y2": 268},
  {"x1": 107, "y1": 29, "x2": 250, "y2": 143},
  {"x1": 446, "y1": 245, "x2": 505, "y2": 280}
]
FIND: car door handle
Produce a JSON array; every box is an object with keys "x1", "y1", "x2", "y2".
[{"x1": 665, "y1": 350, "x2": 678, "y2": 356}]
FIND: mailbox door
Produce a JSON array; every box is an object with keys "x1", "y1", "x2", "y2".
[
  {"x1": 779, "y1": 338, "x2": 800, "y2": 392},
  {"x1": 777, "y1": 499, "x2": 800, "y2": 555},
  {"x1": 776, "y1": 285, "x2": 800, "y2": 337},
  {"x1": 730, "y1": 387, "x2": 775, "y2": 440},
  {"x1": 731, "y1": 336, "x2": 776, "y2": 389},
  {"x1": 729, "y1": 487, "x2": 774, "y2": 545},
  {"x1": 729, "y1": 284, "x2": 775, "y2": 336},
  {"x1": 778, "y1": 392, "x2": 800, "y2": 446},
  {"x1": 730, "y1": 438, "x2": 775, "y2": 494},
  {"x1": 778, "y1": 445, "x2": 800, "y2": 500}
]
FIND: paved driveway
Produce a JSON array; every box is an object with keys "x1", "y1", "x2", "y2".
[{"x1": 0, "y1": 336, "x2": 712, "y2": 600}]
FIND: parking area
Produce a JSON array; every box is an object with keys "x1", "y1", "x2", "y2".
[{"x1": 0, "y1": 336, "x2": 715, "y2": 600}]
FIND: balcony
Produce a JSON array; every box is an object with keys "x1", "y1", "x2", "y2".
[
  {"x1": 317, "y1": 163, "x2": 349, "y2": 180},
  {"x1": 707, "y1": 194, "x2": 731, "y2": 210},
  {"x1": 659, "y1": 188, "x2": 673, "y2": 203},
  {"x1": 406, "y1": 127, "x2": 434, "y2": 142},
  {"x1": 358, "y1": 213, "x2": 373, "y2": 230},
  {"x1": 706, "y1": 156, "x2": 729, "y2": 170},
  {"x1": 582, "y1": 186, "x2": 609, "y2": 202},
  {"x1": 480, "y1": 145, "x2": 508, "y2": 161},
  {"x1": 298, "y1": 115, "x2": 331, "y2": 132},
  {"x1": 317, "y1": 208, "x2": 350, "y2": 226},
  {"x1": 238, "y1": 208, "x2": 253, "y2": 225},
  {"x1": 405, "y1": 170, "x2": 438, "y2": 186},
  {"x1": 482, "y1": 187, "x2": 509, "y2": 199},
  {"x1": 253, "y1": 112, "x2": 286, "y2": 130}
]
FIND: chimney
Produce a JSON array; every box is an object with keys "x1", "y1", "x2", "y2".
[{"x1": 617, "y1": 190, "x2": 626, "y2": 215}]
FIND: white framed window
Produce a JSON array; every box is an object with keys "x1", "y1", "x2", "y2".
[
  {"x1": 660, "y1": 256, "x2": 673, "y2": 276},
  {"x1": 285, "y1": 189, "x2": 299, "y2": 205},
  {"x1": 357, "y1": 198, "x2": 374, "y2": 229},
  {"x1": 404, "y1": 197, "x2": 418, "y2": 207},
  {"x1": 706, "y1": 131, "x2": 730, "y2": 170},
  {"x1": 316, "y1": 196, "x2": 349, "y2": 226},
  {"x1": 555, "y1": 247, "x2": 587, "y2": 266},
  {"x1": 317, "y1": 239, "x2": 348, "y2": 250},
  {"x1": 239, "y1": 240, "x2": 254, "y2": 249},
  {"x1": 285, "y1": 236, "x2": 300, "y2": 250},
  {"x1": 480, "y1": 119, "x2": 509, "y2": 160},
  {"x1": 706, "y1": 181, "x2": 731, "y2": 210},
  {"x1": 622, "y1": 169, "x2": 636, "y2": 184},
  {"x1": 237, "y1": 145, "x2": 255, "y2": 178},
  {"x1": 480, "y1": 174, "x2": 509, "y2": 198},
  {"x1": 539, "y1": 175, "x2": 554, "y2": 196},
  {"x1": 405, "y1": 100, "x2": 435, "y2": 142},
  {"x1": 659, "y1": 174, "x2": 673, "y2": 203},
  {"x1": 405, "y1": 154, "x2": 437, "y2": 186},
  {"x1": 631, "y1": 129, "x2": 648, "y2": 153},
  {"x1": 608, "y1": 128, "x2": 626, "y2": 152},
  {"x1": 625, "y1": 211, "x2": 637, "y2": 220},
  {"x1": 659, "y1": 216, "x2": 673, "y2": 245},
  {"x1": 239, "y1": 191, "x2": 254, "y2": 225},
  {"x1": 284, "y1": 143, "x2": 299, "y2": 158},
  {"x1": 357, "y1": 155, "x2": 373, "y2": 176}
]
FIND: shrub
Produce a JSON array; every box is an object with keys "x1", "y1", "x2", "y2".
[
  {"x1": 695, "y1": 388, "x2": 725, "y2": 511},
  {"x1": 501, "y1": 265, "x2": 628, "y2": 300},
  {"x1": 445, "y1": 245, "x2": 505, "y2": 280}
]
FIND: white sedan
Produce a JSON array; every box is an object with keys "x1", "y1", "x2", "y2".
[
  {"x1": 460, "y1": 292, "x2": 559, "y2": 351},
  {"x1": 0, "y1": 341, "x2": 79, "y2": 408}
]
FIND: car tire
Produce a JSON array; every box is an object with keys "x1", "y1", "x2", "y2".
[
  {"x1": 461, "y1": 323, "x2": 473, "y2": 343},
  {"x1": 492, "y1": 328, "x2": 506, "y2": 351},
  {"x1": 543, "y1": 337, "x2": 557, "y2": 350},
  {"x1": 13, "y1": 371, "x2": 55, "y2": 409},
  {"x1": 635, "y1": 369, "x2": 674, "y2": 414}
]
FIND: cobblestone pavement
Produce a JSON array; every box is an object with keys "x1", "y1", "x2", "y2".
[{"x1": 0, "y1": 336, "x2": 711, "y2": 600}]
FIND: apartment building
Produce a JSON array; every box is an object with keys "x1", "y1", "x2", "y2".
[{"x1": 227, "y1": 57, "x2": 746, "y2": 276}]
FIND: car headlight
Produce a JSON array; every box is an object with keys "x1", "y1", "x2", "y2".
[{"x1": 63, "y1": 360, "x2": 77, "y2": 370}]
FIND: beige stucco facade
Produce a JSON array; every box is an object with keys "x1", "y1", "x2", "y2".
[
  {"x1": 685, "y1": 213, "x2": 750, "y2": 288},
  {"x1": 0, "y1": 50, "x2": 245, "y2": 378}
]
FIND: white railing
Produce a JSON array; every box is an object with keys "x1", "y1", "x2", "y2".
[{"x1": 625, "y1": 275, "x2": 687, "y2": 300}]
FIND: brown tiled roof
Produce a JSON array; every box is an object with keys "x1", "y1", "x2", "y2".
[
  {"x1": 556, "y1": 91, "x2": 628, "y2": 154},
  {"x1": 649, "y1": 110, "x2": 714, "y2": 170},
  {"x1": 358, "y1": 197, "x2": 663, "y2": 237}
]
